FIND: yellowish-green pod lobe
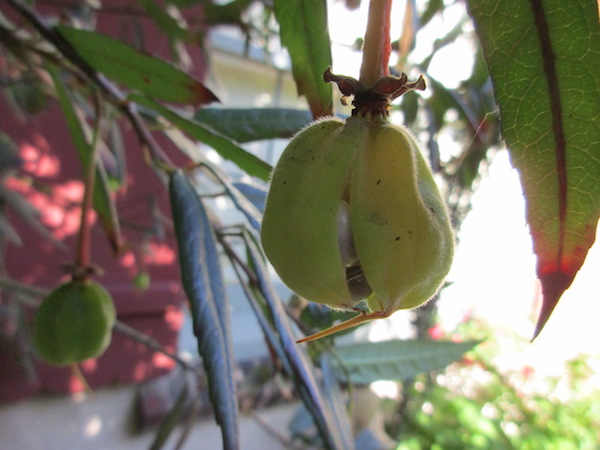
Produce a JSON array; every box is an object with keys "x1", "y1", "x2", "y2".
[
  {"x1": 261, "y1": 97, "x2": 454, "y2": 342},
  {"x1": 349, "y1": 115, "x2": 454, "y2": 312},
  {"x1": 261, "y1": 118, "x2": 354, "y2": 306}
]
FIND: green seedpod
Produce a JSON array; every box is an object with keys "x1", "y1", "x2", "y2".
[
  {"x1": 261, "y1": 70, "x2": 454, "y2": 342},
  {"x1": 33, "y1": 280, "x2": 116, "y2": 365}
]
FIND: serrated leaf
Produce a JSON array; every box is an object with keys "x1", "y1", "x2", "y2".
[
  {"x1": 48, "y1": 65, "x2": 122, "y2": 252},
  {"x1": 168, "y1": 170, "x2": 238, "y2": 450},
  {"x1": 55, "y1": 26, "x2": 218, "y2": 106},
  {"x1": 466, "y1": 0, "x2": 600, "y2": 337},
  {"x1": 193, "y1": 108, "x2": 313, "y2": 143},
  {"x1": 333, "y1": 339, "x2": 480, "y2": 384},
  {"x1": 273, "y1": 0, "x2": 333, "y2": 118},
  {"x1": 131, "y1": 95, "x2": 272, "y2": 181}
]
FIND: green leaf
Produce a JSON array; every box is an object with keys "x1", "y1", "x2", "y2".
[
  {"x1": 320, "y1": 355, "x2": 354, "y2": 450},
  {"x1": 273, "y1": 0, "x2": 333, "y2": 118},
  {"x1": 55, "y1": 26, "x2": 218, "y2": 106},
  {"x1": 168, "y1": 170, "x2": 238, "y2": 449},
  {"x1": 194, "y1": 108, "x2": 313, "y2": 143},
  {"x1": 48, "y1": 65, "x2": 122, "y2": 252},
  {"x1": 333, "y1": 339, "x2": 480, "y2": 384},
  {"x1": 466, "y1": 0, "x2": 600, "y2": 337},
  {"x1": 131, "y1": 95, "x2": 272, "y2": 181},
  {"x1": 243, "y1": 231, "x2": 348, "y2": 450}
]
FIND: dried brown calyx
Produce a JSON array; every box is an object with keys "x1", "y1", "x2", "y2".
[{"x1": 323, "y1": 67, "x2": 426, "y2": 117}]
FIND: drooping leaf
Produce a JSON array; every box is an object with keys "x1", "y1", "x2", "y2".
[
  {"x1": 194, "y1": 108, "x2": 313, "y2": 143},
  {"x1": 243, "y1": 230, "x2": 348, "y2": 450},
  {"x1": 333, "y1": 339, "x2": 480, "y2": 384},
  {"x1": 131, "y1": 95, "x2": 272, "y2": 181},
  {"x1": 466, "y1": 0, "x2": 600, "y2": 337},
  {"x1": 273, "y1": 0, "x2": 333, "y2": 118},
  {"x1": 168, "y1": 170, "x2": 238, "y2": 450},
  {"x1": 48, "y1": 64, "x2": 122, "y2": 252},
  {"x1": 320, "y1": 354, "x2": 354, "y2": 450},
  {"x1": 55, "y1": 26, "x2": 218, "y2": 106}
]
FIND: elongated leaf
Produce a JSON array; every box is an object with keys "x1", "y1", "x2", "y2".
[
  {"x1": 334, "y1": 339, "x2": 480, "y2": 384},
  {"x1": 131, "y1": 95, "x2": 272, "y2": 181},
  {"x1": 466, "y1": 0, "x2": 600, "y2": 337},
  {"x1": 243, "y1": 230, "x2": 347, "y2": 450},
  {"x1": 55, "y1": 26, "x2": 217, "y2": 106},
  {"x1": 169, "y1": 170, "x2": 238, "y2": 450},
  {"x1": 320, "y1": 355, "x2": 354, "y2": 450},
  {"x1": 273, "y1": 0, "x2": 333, "y2": 118},
  {"x1": 48, "y1": 65, "x2": 122, "y2": 252},
  {"x1": 193, "y1": 108, "x2": 313, "y2": 143}
]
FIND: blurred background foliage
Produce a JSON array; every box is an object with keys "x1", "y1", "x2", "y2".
[{"x1": 0, "y1": 0, "x2": 598, "y2": 449}]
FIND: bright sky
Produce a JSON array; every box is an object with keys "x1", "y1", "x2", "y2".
[{"x1": 327, "y1": 0, "x2": 600, "y2": 380}]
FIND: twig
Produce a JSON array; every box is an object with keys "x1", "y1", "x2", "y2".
[{"x1": 112, "y1": 321, "x2": 199, "y2": 373}]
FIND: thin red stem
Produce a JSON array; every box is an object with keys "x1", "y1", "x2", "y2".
[
  {"x1": 74, "y1": 97, "x2": 101, "y2": 279},
  {"x1": 359, "y1": 0, "x2": 393, "y2": 87}
]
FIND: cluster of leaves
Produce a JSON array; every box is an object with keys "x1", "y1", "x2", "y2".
[{"x1": 1, "y1": 0, "x2": 598, "y2": 449}]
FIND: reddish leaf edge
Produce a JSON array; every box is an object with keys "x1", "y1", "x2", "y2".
[{"x1": 532, "y1": 222, "x2": 599, "y2": 341}]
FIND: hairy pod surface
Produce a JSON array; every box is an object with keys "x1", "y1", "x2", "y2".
[{"x1": 261, "y1": 112, "x2": 454, "y2": 340}]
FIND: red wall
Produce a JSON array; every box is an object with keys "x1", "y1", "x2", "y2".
[{"x1": 1, "y1": 1, "x2": 207, "y2": 403}]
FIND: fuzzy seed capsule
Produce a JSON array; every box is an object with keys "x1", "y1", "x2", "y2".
[{"x1": 260, "y1": 71, "x2": 454, "y2": 341}]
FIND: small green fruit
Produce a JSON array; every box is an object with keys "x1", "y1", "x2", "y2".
[
  {"x1": 134, "y1": 271, "x2": 151, "y2": 290},
  {"x1": 33, "y1": 280, "x2": 116, "y2": 365}
]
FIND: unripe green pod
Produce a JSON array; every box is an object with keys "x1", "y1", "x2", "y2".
[
  {"x1": 261, "y1": 72, "x2": 454, "y2": 342},
  {"x1": 33, "y1": 280, "x2": 116, "y2": 365}
]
